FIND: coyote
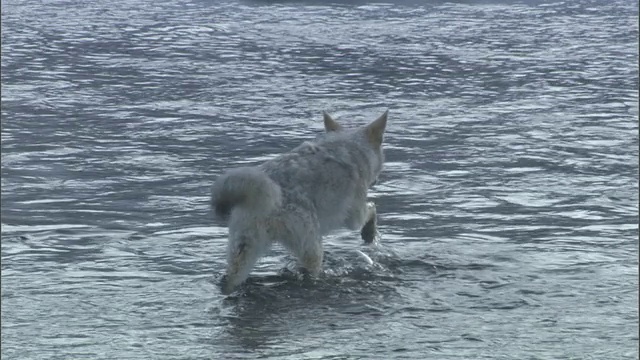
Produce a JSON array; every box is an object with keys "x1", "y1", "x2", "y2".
[{"x1": 211, "y1": 110, "x2": 388, "y2": 294}]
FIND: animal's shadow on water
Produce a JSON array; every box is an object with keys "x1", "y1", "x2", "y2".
[{"x1": 215, "y1": 247, "x2": 408, "y2": 350}]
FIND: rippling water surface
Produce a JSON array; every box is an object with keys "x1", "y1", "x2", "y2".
[{"x1": 1, "y1": 0, "x2": 638, "y2": 358}]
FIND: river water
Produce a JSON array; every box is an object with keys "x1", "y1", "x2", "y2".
[{"x1": 1, "y1": 0, "x2": 638, "y2": 358}]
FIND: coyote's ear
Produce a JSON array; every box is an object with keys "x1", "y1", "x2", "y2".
[
  {"x1": 366, "y1": 110, "x2": 388, "y2": 147},
  {"x1": 323, "y1": 111, "x2": 342, "y2": 132}
]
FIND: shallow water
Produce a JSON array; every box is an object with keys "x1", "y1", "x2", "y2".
[{"x1": 1, "y1": 0, "x2": 638, "y2": 358}]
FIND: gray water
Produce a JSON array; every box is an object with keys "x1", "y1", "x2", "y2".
[{"x1": 1, "y1": 0, "x2": 638, "y2": 358}]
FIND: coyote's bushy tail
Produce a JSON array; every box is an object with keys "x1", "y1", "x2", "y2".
[{"x1": 211, "y1": 167, "x2": 282, "y2": 221}]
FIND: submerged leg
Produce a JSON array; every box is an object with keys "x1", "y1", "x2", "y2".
[
  {"x1": 276, "y1": 210, "x2": 323, "y2": 276},
  {"x1": 221, "y1": 234, "x2": 263, "y2": 294},
  {"x1": 299, "y1": 237, "x2": 323, "y2": 276}
]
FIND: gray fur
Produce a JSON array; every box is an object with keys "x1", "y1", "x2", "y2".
[
  {"x1": 211, "y1": 167, "x2": 282, "y2": 220},
  {"x1": 212, "y1": 110, "x2": 388, "y2": 294}
]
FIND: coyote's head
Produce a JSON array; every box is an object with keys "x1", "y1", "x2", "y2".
[{"x1": 322, "y1": 110, "x2": 388, "y2": 186}]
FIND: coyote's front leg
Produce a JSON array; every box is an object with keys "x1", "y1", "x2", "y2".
[{"x1": 360, "y1": 202, "x2": 378, "y2": 244}]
